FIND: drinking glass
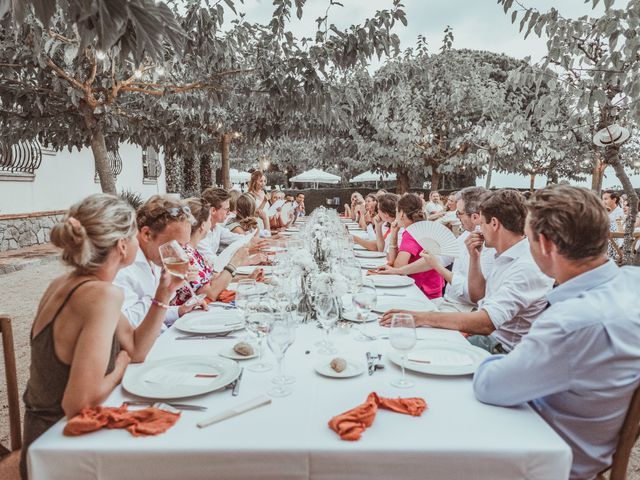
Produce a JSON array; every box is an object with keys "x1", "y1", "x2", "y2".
[
  {"x1": 159, "y1": 240, "x2": 206, "y2": 306},
  {"x1": 314, "y1": 293, "x2": 339, "y2": 354},
  {"x1": 236, "y1": 279, "x2": 257, "y2": 312},
  {"x1": 352, "y1": 279, "x2": 377, "y2": 342},
  {"x1": 389, "y1": 313, "x2": 417, "y2": 388},
  {"x1": 268, "y1": 313, "x2": 296, "y2": 395},
  {"x1": 245, "y1": 311, "x2": 273, "y2": 372}
]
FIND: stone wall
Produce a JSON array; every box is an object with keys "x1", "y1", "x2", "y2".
[{"x1": 0, "y1": 211, "x2": 65, "y2": 252}]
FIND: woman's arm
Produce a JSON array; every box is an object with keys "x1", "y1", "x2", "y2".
[
  {"x1": 353, "y1": 234, "x2": 378, "y2": 252},
  {"x1": 62, "y1": 285, "x2": 131, "y2": 417},
  {"x1": 392, "y1": 251, "x2": 411, "y2": 268}
]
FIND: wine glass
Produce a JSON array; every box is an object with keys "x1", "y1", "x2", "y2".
[
  {"x1": 389, "y1": 313, "x2": 417, "y2": 388},
  {"x1": 352, "y1": 279, "x2": 377, "y2": 342},
  {"x1": 268, "y1": 313, "x2": 296, "y2": 396},
  {"x1": 159, "y1": 240, "x2": 206, "y2": 307},
  {"x1": 245, "y1": 310, "x2": 273, "y2": 372},
  {"x1": 314, "y1": 293, "x2": 339, "y2": 355}
]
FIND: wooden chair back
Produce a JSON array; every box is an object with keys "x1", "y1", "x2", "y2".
[
  {"x1": 0, "y1": 315, "x2": 21, "y2": 454},
  {"x1": 607, "y1": 232, "x2": 640, "y2": 264}
]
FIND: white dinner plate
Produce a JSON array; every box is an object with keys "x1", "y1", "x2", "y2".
[
  {"x1": 285, "y1": 227, "x2": 300, "y2": 233},
  {"x1": 372, "y1": 298, "x2": 436, "y2": 313},
  {"x1": 236, "y1": 265, "x2": 273, "y2": 276},
  {"x1": 341, "y1": 310, "x2": 378, "y2": 323},
  {"x1": 227, "y1": 282, "x2": 269, "y2": 295},
  {"x1": 369, "y1": 275, "x2": 415, "y2": 288},
  {"x1": 173, "y1": 309, "x2": 244, "y2": 334},
  {"x1": 314, "y1": 359, "x2": 365, "y2": 378},
  {"x1": 354, "y1": 250, "x2": 386, "y2": 259},
  {"x1": 122, "y1": 355, "x2": 241, "y2": 399},
  {"x1": 218, "y1": 345, "x2": 258, "y2": 361},
  {"x1": 388, "y1": 340, "x2": 490, "y2": 376},
  {"x1": 353, "y1": 244, "x2": 368, "y2": 251},
  {"x1": 358, "y1": 258, "x2": 387, "y2": 269}
]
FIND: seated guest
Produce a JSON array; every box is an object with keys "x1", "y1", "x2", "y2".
[
  {"x1": 381, "y1": 189, "x2": 553, "y2": 353},
  {"x1": 172, "y1": 197, "x2": 251, "y2": 306},
  {"x1": 345, "y1": 191, "x2": 364, "y2": 220},
  {"x1": 267, "y1": 190, "x2": 291, "y2": 230},
  {"x1": 248, "y1": 170, "x2": 271, "y2": 234},
  {"x1": 353, "y1": 193, "x2": 398, "y2": 253},
  {"x1": 226, "y1": 193, "x2": 260, "y2": 234},
  {"x1": 293, "y1": 192, "x2": 306, "y2": 218},
  {"x1": 386, "y1": 193, "x2": 444, "y2": 300},
  {"x1": 473, "y1": 185, "x2": 640, "y2": 480},
  {"x1": 376, "y1": 188, "x2": 388, "y2": 196},
  {"x1": 114, "y1": 195, "x2": 201, "y2": 329},
  {"x1": 21, "y1": 194, "x2": 182, "y2": 477},
  {"x1": 357, "y1": 193, "x2": 378, "y2": 231},
  {"x1": 425, "y1": 190, "x2": 446, "y2": 221},
  {"x1": 199, "y1": 187, "x2": 267, "y2": 271},
  {"x1": 227, "y1": 189, "x2": 241, "y2": 223},
  {"x1": 377, "y1": 187, "x2": 496, "y2": 312}
]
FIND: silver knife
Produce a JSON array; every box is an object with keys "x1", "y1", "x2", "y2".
[
  {"x1": 232, "y1": 368, "x2": 244, "y2": 397},
  {"x1": 124, "y1": 401, "x2": 208, "y2": 412},
  {"x1": 175, "y1": 334, "x2": 237, "y2": 340}
]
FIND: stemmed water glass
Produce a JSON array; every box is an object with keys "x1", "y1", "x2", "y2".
[
  {"x1": 352, "y1": 278, "x2": 377, "y2": 341},
  {"x1": 245, "y1": 310, "x2": 273, "y2": 372},
  {"x1": 159, "y1": 240, "x2": 206, "y2": 306},
  {"x1": 268, "y1": 313, "x2": 296, "y2": 396},
  {"x1": 389, "y1": 313, "x2": 417, "y2": 388},
  {"x1": 314, "y1": 293, "x2": 340, "y2": 354}
]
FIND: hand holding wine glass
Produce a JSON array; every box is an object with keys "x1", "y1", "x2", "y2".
[{"x1": 159, "y1": 240, "x2": 207, "y2": 307}]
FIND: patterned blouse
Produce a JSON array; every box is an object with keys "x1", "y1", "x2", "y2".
[{"x1": 171, "y1": 244, "x2": 214, "y2": 306}]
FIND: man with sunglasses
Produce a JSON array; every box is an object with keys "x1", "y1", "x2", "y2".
[{"x1": 114, "y1": 196, "x2": 204, "y2": 331}]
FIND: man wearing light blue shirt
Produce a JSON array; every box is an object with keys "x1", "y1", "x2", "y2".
[{"x1": 474, "y1": 185, "x2": 640, "y2": 480}]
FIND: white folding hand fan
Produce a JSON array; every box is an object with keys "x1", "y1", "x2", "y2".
[
  {"x1": 405, "y1": 221, "x2": 460, "y2": 257},
  {"x1": 280, "y1": 202, "x2": 293, "y2": 223}
]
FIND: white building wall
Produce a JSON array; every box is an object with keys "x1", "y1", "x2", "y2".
[{"x1": 0, "y1": 143, "x2": 166, "y2": 215}]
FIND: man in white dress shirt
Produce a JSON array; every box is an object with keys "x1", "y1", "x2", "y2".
[
  {"x1": 381, "y1": 189, "x2": 553, "y2": 353},
  {"x1": 474, "y1": 185, "x2": 640, "y2": 480},
  {"x1": 114, "y1": 195, "x2": 200, "y2": 330},
  {"x1": 199, "y1": 188, "x2": 267, "y2": 271}
]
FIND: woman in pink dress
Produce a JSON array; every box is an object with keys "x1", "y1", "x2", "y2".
[{"x1": 386, "y1": 193, "x2": 444, "y2": 300}]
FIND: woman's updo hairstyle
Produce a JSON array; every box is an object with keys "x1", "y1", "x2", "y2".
[
  {"x1": 185, "y1": 197, "x2": 211, "y2": 234},
  {"x1": 50, "y1": 194, "x2": 137, "y2": 273},
  {"x1": 397, "y1": 193, "x2": 426, "y2": 222}
]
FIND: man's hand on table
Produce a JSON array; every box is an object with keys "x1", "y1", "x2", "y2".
[{"x1": 380, "y1": 309, "x2": 430, "y2": 327}]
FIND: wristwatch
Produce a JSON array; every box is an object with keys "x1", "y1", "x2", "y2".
[{"x1": 224, "y1": 264, "x2": 238, "y2": 277}]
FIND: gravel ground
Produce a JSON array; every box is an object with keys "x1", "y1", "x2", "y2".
[{"x1": 1, "y1": 261, "x2": 638, "y2": 478}]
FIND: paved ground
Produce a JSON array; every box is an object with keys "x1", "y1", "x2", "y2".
[
  {"x1": 0, "y1": 243, "x2": 59, "y2": 275},
  {"x1": 0, "y1": 260, "x2": 638, "y2": 477}
]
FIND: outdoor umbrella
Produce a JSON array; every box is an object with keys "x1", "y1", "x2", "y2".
[
  {"x1": 289, "y1": 168, "x2": 341, "y2": 188},
  {"x1": 348, "y1": 170, "x2": 396, "y2": 187},
  {"x1": 229, "y1": 168, "x2": 251, "y2": 183}
]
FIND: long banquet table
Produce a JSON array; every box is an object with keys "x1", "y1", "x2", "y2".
[{"x1": 28, "y1": 268, "x2": 572, "y2": 480}]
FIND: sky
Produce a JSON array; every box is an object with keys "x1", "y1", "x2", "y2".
[{"x1": 230, "y1": 0, "x2": 638, "y2": 189}]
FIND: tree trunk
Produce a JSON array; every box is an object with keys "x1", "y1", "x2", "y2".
[
  {"x1": 220, "y1": 134, "x2": 231, "y2": 190},
  {"x1": 396, "y1": 167, "x2": 410, "y2": 194},
  {"x1": 200, "y1": 154, "x2": 213, "y2": 190},
  {"x1": 183, "y1": 156, "x2": 200, "y2": 197},
  {"x1": 485, "y1": 153, "x2": 495, "y2": 189},
  {"x1": 606, "y1": 146, "x2": 640, "y2": 265},
  {"x1": 164, "y1": 151, "x2": 184, "y2": 194},
  {"x1": 530, "y1": 174, "x2": 536, "y2": 192},
  {"x1": 431, "y1": 168, "x2": 441, "y2": 191},
  {"x1": 591, "y1": 155, "x2": 606, "y2": 193},
  {"x1": 79, "y1": 101, "x2": 116, "y2": 194}
]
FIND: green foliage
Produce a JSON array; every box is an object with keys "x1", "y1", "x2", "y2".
[{"x1": 119, "y1": 189, "x2": 143, "y2": 210}]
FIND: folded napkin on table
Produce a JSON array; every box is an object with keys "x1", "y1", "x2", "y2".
[
  {"x1": 215, "y1": 289, "x2": 236, "y2": 303},
  {"x1": 64, "y1": 405, "x2": 180, "y2": 437},
  {"x1": 328, "y1": 392, "x2": 427, "y2": 441}
]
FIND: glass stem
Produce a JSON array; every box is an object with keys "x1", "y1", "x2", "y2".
[
  {"x1": 277, "y1": 354, "x2": 284, "y2": 379},
  {"x1": 401, "y1": 354, "x2": 406, "y2": 380},
  {"x1": 258, "y1": 337, "x2": 264, "y2": 364}
]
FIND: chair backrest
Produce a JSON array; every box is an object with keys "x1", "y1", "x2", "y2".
[
  {"x1": 0, "y1": 314, "x2": 22, "y2": 452},
  {"x1": 609, "y1": 381, "x2": 640, "y2": 479}
]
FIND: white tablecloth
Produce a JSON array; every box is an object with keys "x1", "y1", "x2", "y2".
[{"x1": 28, "y1": 281, "x2": 572, "y2": 480}]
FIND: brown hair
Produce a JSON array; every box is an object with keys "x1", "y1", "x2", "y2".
[
  {"x1": 228, "y1": 190, "x2": 241, "y2": 212},
  {"x1": 458, "y1": 186, "x2": 487, "y2": 214},
  {"x1": 236, "y1": 193, "x2": 258, "y2": 231},
  {"x1": 202, "y1": 187, "x2": 230, "y2": 210},
  {"x1": 397, "y1": 193, "x2": 426, "y2": 222},
  {"x1": 51, "y1": 194, "x2": 137, "y2": 273},
  {"x1": 185, "y1": 197, "x2": 211, "y2": 234},
  {"x1": 377, "y1": 193, "x2": 398, "y2": 217},
  {"x1": 248, "y1": 170, "x2": 265, "y2": 194},
  {"x1": 136, "y1": 195, "x2": 194, "y2": 234},
  {"x1": 603, "y1": 189, "x2": 620, "y2": 206},
  {"x1": 479, "y1": 189, "x2": 527, "y2": 235},
  {"x1": 528, "y1": 185, "x2": 609, "y2": 260}
]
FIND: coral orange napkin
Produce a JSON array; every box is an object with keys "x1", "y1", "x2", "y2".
[
  {"x1": 328, "y1": 392, "x2": 427, "y2": 441},
  {"x1": 216, "y1": 289, "x2": 236, "y2": 303},
  {"x1": 64, "y1": 405, "x2": 180, "y2": 437}
]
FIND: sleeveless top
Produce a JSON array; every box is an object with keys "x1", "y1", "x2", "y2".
[{"x1": 20, "y1": 280, "x2": 120, "y2": 479}]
